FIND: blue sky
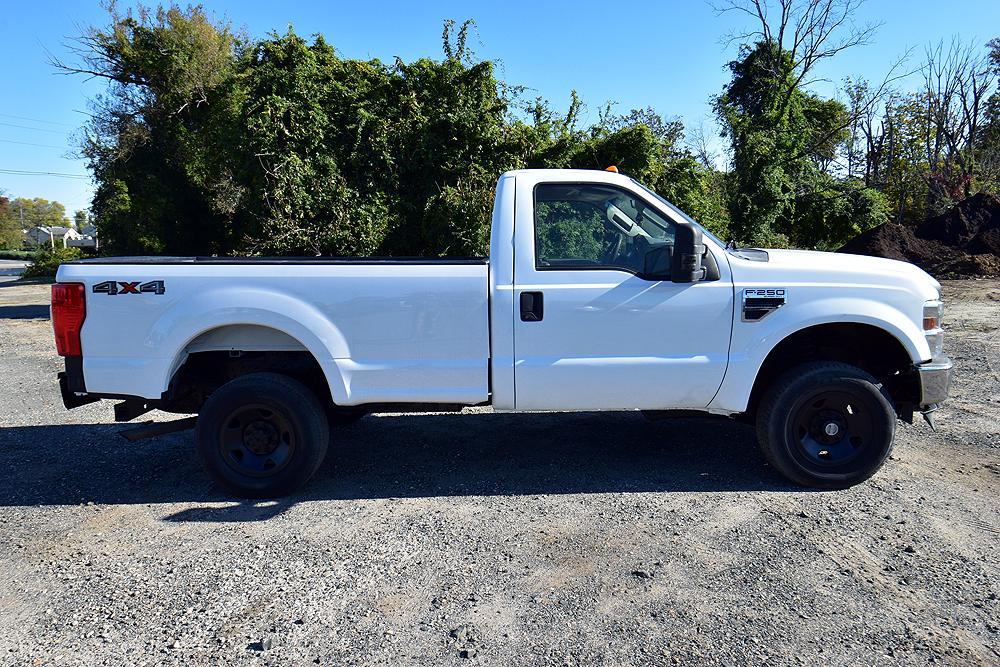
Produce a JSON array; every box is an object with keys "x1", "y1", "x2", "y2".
[{"x1": 2, "y1": 0, "x2": 998, "y2": 218}]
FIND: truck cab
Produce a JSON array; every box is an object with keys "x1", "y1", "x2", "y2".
[{"x1": 53, "y1": 169, "x2": 953, "y2": 497}]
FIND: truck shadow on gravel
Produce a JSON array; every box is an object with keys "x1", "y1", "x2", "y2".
[
  {"x1": 0, "y1": 411, "x2": 803, "y2": 521},
  {"x1": 0, "y1": 304, "x2": 49, "y2": 319}
]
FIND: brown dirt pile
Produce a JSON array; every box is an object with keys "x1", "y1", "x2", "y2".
[{"x1": 839, "y1": 192, "x2": 1000, "y2": 277}]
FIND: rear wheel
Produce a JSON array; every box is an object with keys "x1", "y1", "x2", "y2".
[
  {"x1": 196, "y1": 372, "x2": 329, "y2": 498},
  {"x1": 756, "y1": 362, "x2": 896, "y2": 489}
]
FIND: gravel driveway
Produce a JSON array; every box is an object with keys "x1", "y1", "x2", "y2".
[{"x1": 1, "y1": 279, "x2": 998, "y2": 666}]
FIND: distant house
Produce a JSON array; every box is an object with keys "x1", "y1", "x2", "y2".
[
  {"x1": 24, "y1": 225, "x2": 90, "y2": 248},
  {"x1": 24, "y1": 225, "x2": 83, "y2": 248},
  {"x1": 66, "y1": 230, "x2": 98, "y2": 248}
]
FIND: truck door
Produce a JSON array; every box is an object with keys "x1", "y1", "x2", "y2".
[{"x1": 512, "y1": 177, "x2": 734, "y2": 411}]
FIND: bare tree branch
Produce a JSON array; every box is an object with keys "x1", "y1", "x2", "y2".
[
  {"x1": 922, "y1": 37, "x2": 996, "y2": 200},
  {"x1": 713, "y1": 0, "x2": 880, "y2": 90}
]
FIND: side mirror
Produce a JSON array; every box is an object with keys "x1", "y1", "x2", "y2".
[{"x1": 671, "y1": 223, "x2": 707, "y2": 283}]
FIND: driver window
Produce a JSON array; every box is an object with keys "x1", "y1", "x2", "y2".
[{"x1": 534, "y1": 183, "x2": 676, "y2": 277}]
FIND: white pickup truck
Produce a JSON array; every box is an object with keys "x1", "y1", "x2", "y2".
[{"x1": 52, "y1": 169, "x2": 952, "y2": 497}]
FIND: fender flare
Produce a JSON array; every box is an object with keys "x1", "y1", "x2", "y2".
[
  {"x1": 150, "y1": 287, "x2": 351, "y2": 403},
  {"x1": 710, "y1": 296, "x2": 927, "y2": 414}
]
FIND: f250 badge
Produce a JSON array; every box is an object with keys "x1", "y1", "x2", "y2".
[
  {"x1": 92, "y1": 280, "x2": 166, "y2": 295},
  {"x1": 742, "y1": 288, "x2": 786, "y2": 321}
]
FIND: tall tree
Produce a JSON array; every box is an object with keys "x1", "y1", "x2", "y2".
[
  {"x1": 715, "y1": 0, "x2": 878, "y2": 91},
  {"x1": 7, "y1": 198, "x2": 70, "y2": 229},
  {"x1": 73, "y1": 210, "x2": 89, "y2": 230},
  {"x1": 978, "y1": 38, "x2": 1000, "y2": 193},
  {"x1": 842, "y1": 37, "x2": 999, "y2": 223},
  {"x1": 0, "y1": 196, "x2": 21, "y2": 249},
  {"x1": 55, "y1": 4, "x2": 240, "y2": 255},
  {"x1": 921, "y1": 39, "x2": 996, "y2": 210},
  {"x1": 714, "y1": 0, "x2": 885, "y2": 246}
]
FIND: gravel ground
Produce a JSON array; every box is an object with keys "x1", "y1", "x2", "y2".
[{"x1": 1, "y1": 278, "x2": 998, "y2": 666}]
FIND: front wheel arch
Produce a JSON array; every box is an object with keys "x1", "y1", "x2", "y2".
[{"x1": 744, "y1": 322, "x2": 917, "y2": 422}]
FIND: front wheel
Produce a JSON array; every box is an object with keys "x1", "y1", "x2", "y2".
[
  {"x1": 756, "y1": 362, "x2": 896, "y2": 489},
  {"x1": 196, "y1": 372, "x2": 330, "y2": 498}
]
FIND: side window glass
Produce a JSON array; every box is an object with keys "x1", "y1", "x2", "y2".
[{"x1": 534, "y1": 183, "x2": 676, "y2": 277}]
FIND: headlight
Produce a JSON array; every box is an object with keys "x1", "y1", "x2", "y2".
[{"x1": 923, "y1": 300, "x2": 944, "y2": 356}]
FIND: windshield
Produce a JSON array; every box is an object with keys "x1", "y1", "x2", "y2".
[{"x1": 630, "y1": 179, "x2": 726, "y2": 249}]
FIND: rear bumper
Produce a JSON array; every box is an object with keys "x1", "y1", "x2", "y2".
[
  {"x1": 916, "y1": 355, "x2": 953, "y2": 408},
  {"x1": 58, "y1": 357, "x2": 98, "y2": 409}
]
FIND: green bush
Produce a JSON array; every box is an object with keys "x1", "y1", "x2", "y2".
[
  {"x1": 76, "y1": 8, "x2": 733, "y2": 258},
  {"x1": 0, "y1": 250, "x2": 33, "y2": 260},
  {"x1": 21, "y1": 247, "x2": 84, "y2": 279}
]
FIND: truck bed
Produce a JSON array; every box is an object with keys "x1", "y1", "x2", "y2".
[
  {"x1": 58, "y1": 259, "x2": 491, "y2": 406},
  {"x1": 68, "y1": 256, "x2": 487, "y2": 265}
]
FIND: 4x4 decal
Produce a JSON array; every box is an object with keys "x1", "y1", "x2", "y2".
[{"x1": 92, "y1": 280, "x2": 166, "y2": 295}]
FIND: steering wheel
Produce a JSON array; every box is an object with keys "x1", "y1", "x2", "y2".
[
  {"x1": 624, "y1": 235, "x2": 651, "y2": 272},
  {"x1": 604, "y1": 232, "x2": 625, "y2": 265}
]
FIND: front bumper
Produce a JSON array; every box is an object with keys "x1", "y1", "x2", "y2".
[{"x1": 916, "y1": 355, "x2": 953, "y2": 408}]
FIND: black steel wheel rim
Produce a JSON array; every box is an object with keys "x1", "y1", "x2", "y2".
[
  {"x1": 218, "y1": 403, "x2": 295, "y2": 477},
  {"x1": 790, "y1": 389, "x2": 874, "y2": 467}
]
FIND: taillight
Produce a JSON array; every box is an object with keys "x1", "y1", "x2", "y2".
[{"x1": 52, "y1": 283, "x2": 86, "y2": 356}]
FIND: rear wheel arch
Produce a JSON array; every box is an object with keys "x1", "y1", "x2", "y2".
[
  {"x1": 149, "y1": 292, "x2": 352, "y2": 402},
  {"x1": 161, "y1": 324, "x2": 344, "y2": 414}
]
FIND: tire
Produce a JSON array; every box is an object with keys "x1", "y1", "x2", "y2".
[
  {"x1": 755, "y1": 362, "x2": 896, "y2": 489},
  {"x1": 195, "y1": 372, "x2": 330, "y2": 498}
]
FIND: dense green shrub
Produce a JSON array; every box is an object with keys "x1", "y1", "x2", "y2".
[
  {"x1": 22, "y1": 247, "x2": 84, "y2": 279},
  {"x1": 62, "y1": 6, "x2": 1000, "y2": 256},
  {"x1": 74, "y1": 7, "x2": 730, "y2": 259}
]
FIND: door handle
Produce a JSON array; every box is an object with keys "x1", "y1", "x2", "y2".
[{"x1": 520, "y1": 291, "x2": 544, "y2": 322}]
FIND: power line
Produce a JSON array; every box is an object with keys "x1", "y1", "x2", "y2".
[
  {"x1": 0, "y1": 113, "x2": 77, "y2": 128},
  {"x1": 0, "y1": 121, "x2": 69, "y2": 135},
  {"x1": 0, "y1": 168, "x2": 90, "y2": 180},
  {"x1": 0, "y1": 138, "x2": 72, "y2": 150}
]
